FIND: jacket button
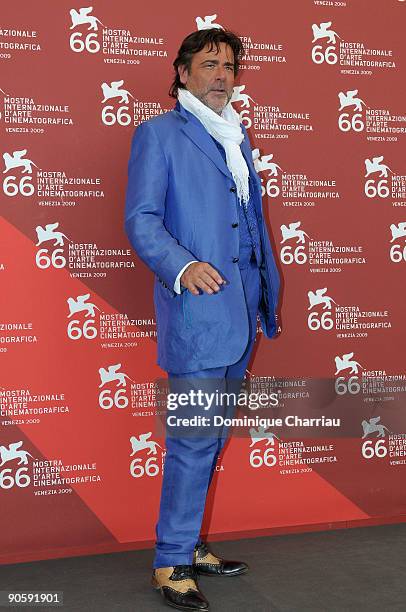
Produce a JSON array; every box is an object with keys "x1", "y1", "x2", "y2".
[
  {"x1": 230, "y1": 187, "x2": 236, "y2": 193},
  {"x1": 232, "y1": 257, "x2": 239, "y2": 263},
  {"x1": 232, "y1": 222, "x2": 239, "y2": 228}
]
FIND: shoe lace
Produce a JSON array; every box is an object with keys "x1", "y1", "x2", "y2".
[{"x1": 172, "y1": 564, "x2": 196, "y2": 581}]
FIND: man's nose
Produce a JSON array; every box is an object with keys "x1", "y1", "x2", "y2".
[{"x1": 214, "y1": 65, "x2": 227, "y2": 80}]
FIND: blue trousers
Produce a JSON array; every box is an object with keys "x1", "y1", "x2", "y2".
[{"x1": 153, "y1": 251, "x2": 260, "y2": 568}]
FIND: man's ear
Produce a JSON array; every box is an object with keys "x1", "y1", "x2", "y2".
[{"x1": 178, "y1": 64, "x2": 189, "y2": 86}]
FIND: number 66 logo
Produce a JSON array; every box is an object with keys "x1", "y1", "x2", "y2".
[
  {"x1": 249, "y1": 446, "x2": 277, "y2": 468},
  {"x1": 130, "y1": 457, "x2": 160, "y2": 478},
  {"x1": 70, "y1": 32, "x2": 100, "y2": 54},
  {"x1": 99, "y1": 388, "x2": 128, "y2": 410},
  {"x1": 67, "y1": 319, "x2": 97, "y2": 340},
  {"x1": 362, "y1": 439, "x2": 387, "y2": 459},
  {"x1": 3, "y1": 175, "x2": 34, "y2": 197},
  {"x1": 308, "y1": 310, "x2": 334, "y2": 331},
  {"x1": 36, "y1": 249, "x2": 66, "y2": 269},
  {"x1": 280, "y1": 245, "x2": 307, "y2": 265}
]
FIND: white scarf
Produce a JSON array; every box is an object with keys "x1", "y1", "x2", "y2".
[{"x1": 178, "y1": 88, "x2": 250, "y2": 207}]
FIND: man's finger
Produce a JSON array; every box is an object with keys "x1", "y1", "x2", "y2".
[
  {"x1": 202, "y1": 264, "x2": 225, "y2": 285},
  {"x1": 182, "y1": 279, "x2": 200, "y2": 295},
  {"x1": 184, "y1": 277, "x2": 216, "y2": 295},
  {"x1": 194, "y1": 278, "x2": 217, "y2": 294},
  {"x1": 181, "y1": 262, "x2": 226, "y2": 295},
  {"x1": 199, "y1": 271, "x2": 223, "y2": 292}
]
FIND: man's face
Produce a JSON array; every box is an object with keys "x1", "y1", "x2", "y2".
[{"x1": 178, "y1": 42, "x2": 236, "y2": 114}]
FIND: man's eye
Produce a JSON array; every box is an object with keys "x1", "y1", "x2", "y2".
[{"x1": 226, "y1": 66, "x2": 234, "y2": 71}]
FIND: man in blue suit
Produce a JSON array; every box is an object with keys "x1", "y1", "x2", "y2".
[{"x1": 125, "y1": 28, "x2": 280, "y2": 611}]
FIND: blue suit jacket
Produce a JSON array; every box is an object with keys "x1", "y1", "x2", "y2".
[{"x1": 125, "y1": 101, "x2": 280, "y2": 373}]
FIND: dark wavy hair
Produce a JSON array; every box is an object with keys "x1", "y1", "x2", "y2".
[{"x1": 169, "y1": 28, "x2": 244, "y2": 98}]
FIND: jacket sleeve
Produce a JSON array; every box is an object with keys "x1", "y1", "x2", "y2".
[{"x1": 124, "y1": 120, "x2": 198, "y2": 297}]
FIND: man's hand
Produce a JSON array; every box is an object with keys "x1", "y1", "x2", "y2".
[{"x1": 180, "y1": 262, "x2": 226, "y2": 296}]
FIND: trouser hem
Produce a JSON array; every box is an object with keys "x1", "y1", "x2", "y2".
[{"x1": 153, "y1": 552, "x2": 194, "y2": 569}]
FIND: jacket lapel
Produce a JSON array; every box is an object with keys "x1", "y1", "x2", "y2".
[
  {"x1": 175, "y1": 102, "x2": 233, "y2": 181},
  {"x1": 174, "y1": 101, "x2": 262, "y2": 200}
]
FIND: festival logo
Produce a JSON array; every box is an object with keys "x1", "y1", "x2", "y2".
[
  {"x1": 0, "y1": 439, "x2": 96, "y2": 493},
  {"x1": 195, "y1": 14, "x2": 223, "y2": 30},
  {"x1": 247, "y1": 372, "x2": 309, "y2": 411},
  {"x1": 195, "y1": 14, "x2": 287, "y2": 69},
  {"x1": 68, "y1": 241, "x2": 134, "y2": 278},
  {"x1": 280, "y1": 221, "x2": 311, "y2": 265},
  {"x1": 31, "y1": 456, "x2": 102, "y2": 491},
  {"x1": 249, "y1": 426, "x2": 278, "y2": 468},
  {"x1": 34, "y1": 221, "x2": 134, "y2": 277},
  {"x1": 99, "y1": 314, "x2": 156, "y2": 352},
  {"x1": 337, "y1": 88, "x2": 406, "y2": 141},
  {"x1": 362, "y1": 417, "x2": 391, "y2": 439},
  {"x1": 68, "y1": 7, "x2": 167, "y2": 64},
  {"x1": 334, "y1": 350, "x2": 370, "y2": 397},
  {"x1": 254, "y1": 148, "x2": 340, "y2": 207},
  {"x1": 129, "y1": 432, "x2": 165, "y2": 479},
  {"x1": 2, "y1": 148, "x2": 104, "y2": 207},
  {"x1": 0, "y1": 317, "x2": 37, "y2": 351},
  {"x1": 130, "y1": 379, "x2": 164, "y2": 415},
  {"x1": 389, "y1": 222, "x2": 406, "y2": 263},
  {"x1": 100, "y1": 80, "x2": 170, "y2": 127},
  {"x1": 307, "y1": 288, "x2": 337, "y2": 334},
  {"x1": 35, "y1": 222, "x2": 70, "y2": 270},
  {"x1": 66, "y1": 297, "x2": 155, "y2": 350},
  {"x1": 311, "y1": 20, "x2": 396, "y2": 74},
  {"x1": 307, "y1": 287, "x2": 392, "y2": 338},
  {"x1": 98, "y1": 363, "x2": 134, "y2": 410},
  {"x1": 0, "y1": 441, "x2": 34, "y2": 490},
  {"x1": 360, "y1": 417, "x2": 390, "y2": 463},
  {"x1": 253, "y1": 148, "x2": 282, "y2": 198},
  {"x1": 0, "y1": 87, "x2": 74, "y2": 135},
  {"x1": 363, "y1": 155, "x2": 406, "y2": 205},
  {"x1": 245, "y1": 374, "x2": 336, "y2": 472},
  {"x1": 3, "y1": 148, "x2": 38, "y2": 198},
  {"x1": 333, "y1": 352, "x2": 406, "y2": 404},
  {"x1": 98, "y1": 371, "x2": 168, "y2": 418},
  {"x1": 248, "y1": 428, "x2": 338, "y2": 473},
  {"x1": 279, "y1": 220, "x2": 367, "y2": 271},
  {"x1": 66, "y1": 293, "x2": 101, "y2": 341},
  {"x1": 360, "y1": 417, "x2": 406, "y2": 467},
  {"x1": 0, "y1": 440, "x2": 34, "y2": 466},
  {"x1": 232, "y1": 86, "x2": 313, "y2": 140},
  {"x1": 334, "y1": 350, "x2": 363, "y2": 387},
  {"x1": 0, "y1": 26, "x2": 41, "y2": 59},
  {"x1": 1, "y1": 387, "x2": 69, "y2": 424},
  {"x1": 337, "y1": 88, "x2": 367, "y2": 132}
]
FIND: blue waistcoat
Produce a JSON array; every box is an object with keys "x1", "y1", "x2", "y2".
[{"x1": 211, "y1": 137, "x2": 263, "y2": 269}]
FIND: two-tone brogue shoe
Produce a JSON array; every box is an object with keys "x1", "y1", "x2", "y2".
[
  {"x1": 192, "y1": 542, "x2": 249, "y2": 577},
  {"x1": 151, "y1": 564, "x2": 210, "y2": 610}
]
